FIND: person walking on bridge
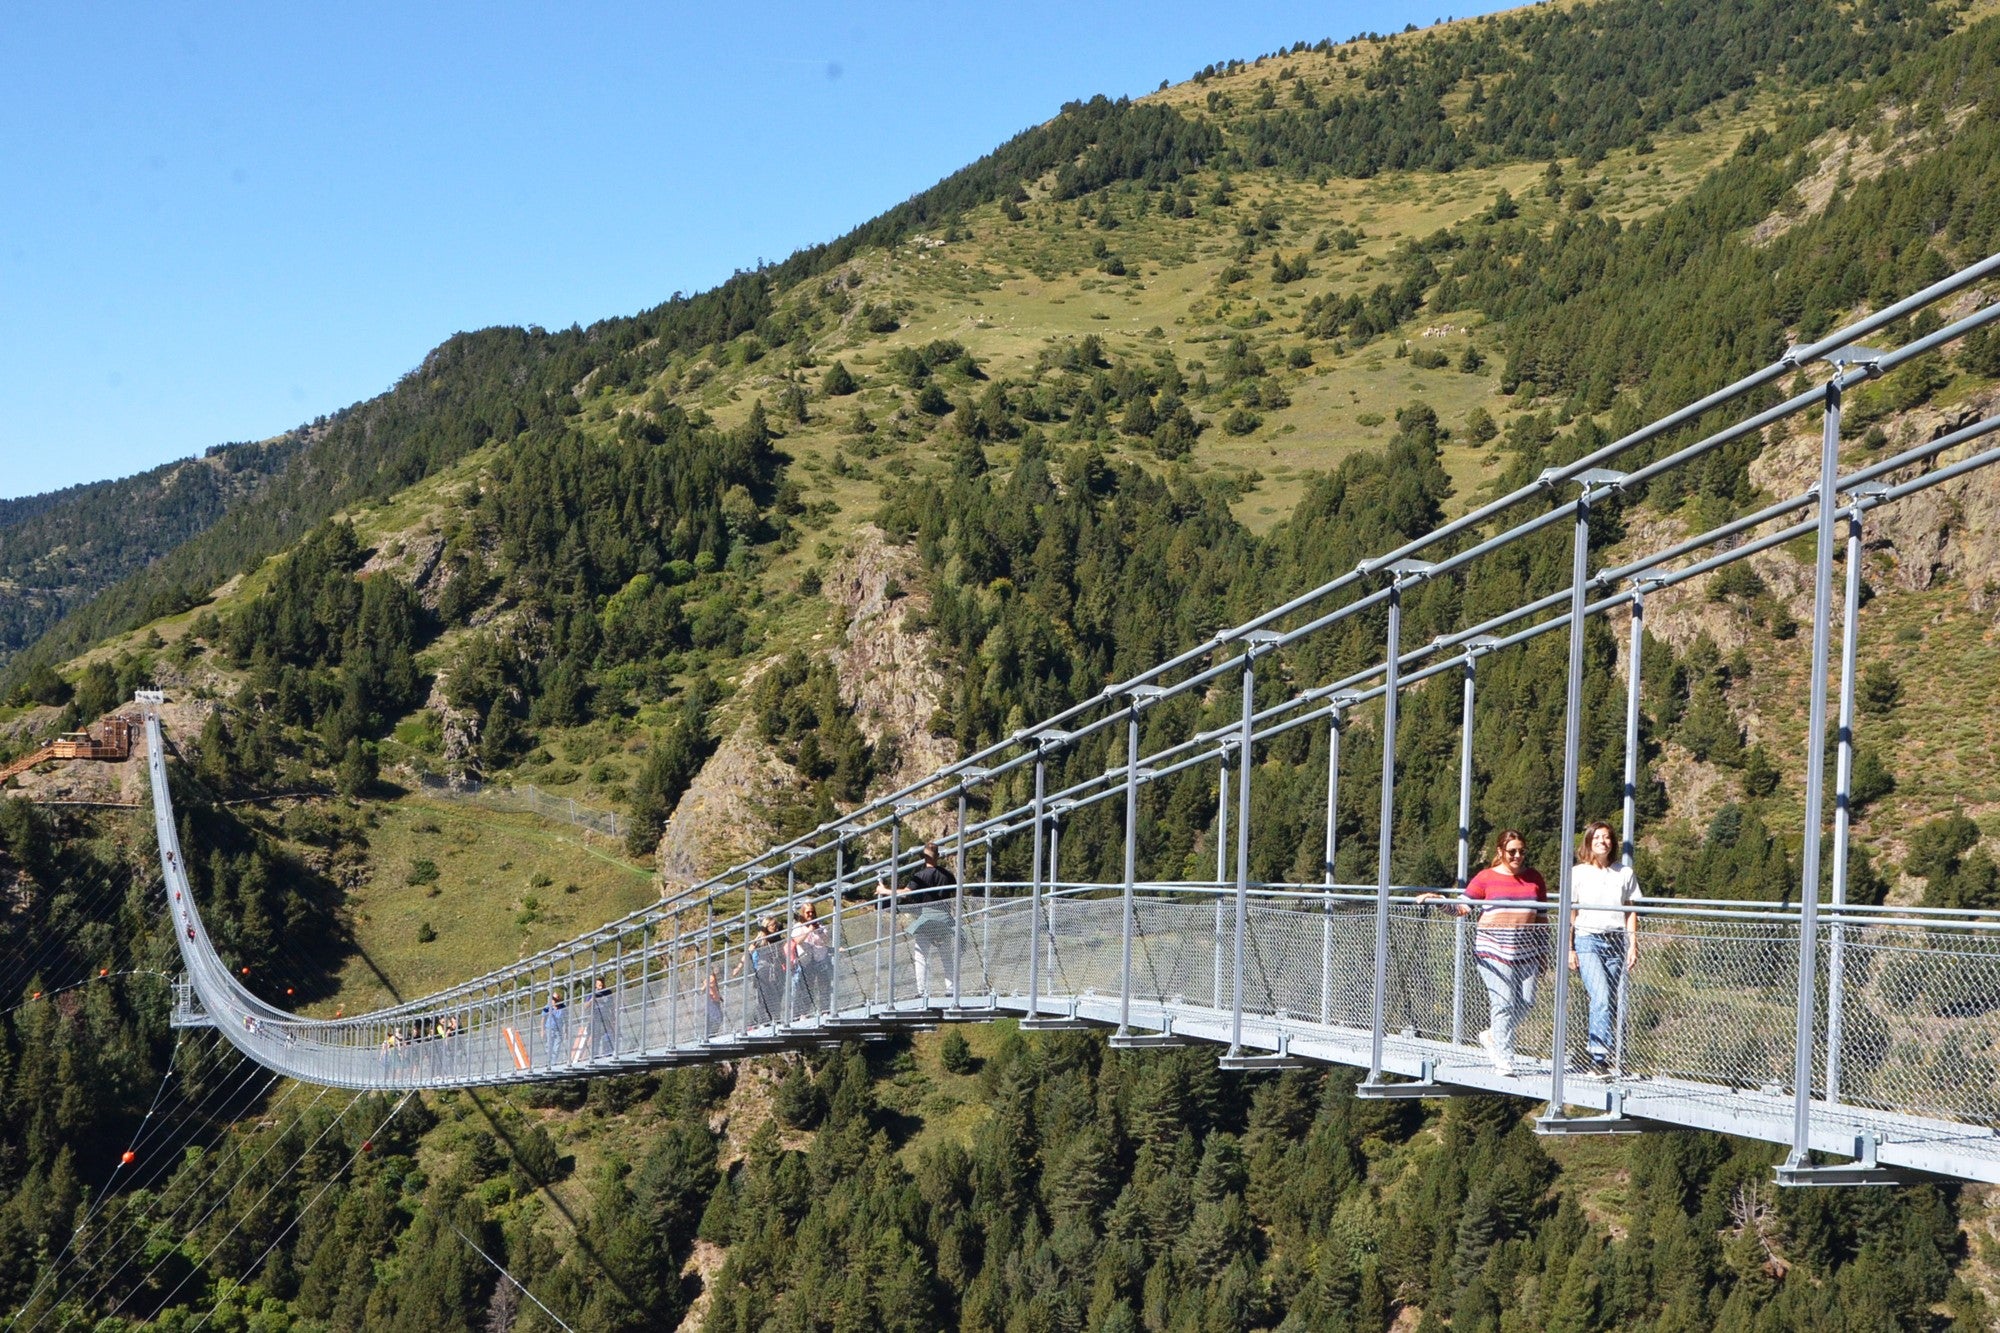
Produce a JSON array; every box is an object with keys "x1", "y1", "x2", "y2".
[
  {"x1": 1422, "y1": 829, "x2": 1548, "y2": 1076},
  {"x1": 788, "y1": 901, "x2": 831, "y2": 1016},
  {"x1": 1567, "y1": 821, "x2": 1640, "y2": 1078},
  {"x1": 541, "y1": 989, "x2": 567, "y2": 1067},
  {"x1": 589, "y1": 976, "x2": 616, "y2": 1058},
  {"x1": 879, "y1": 841, "x2": 956, "y2": 999}
]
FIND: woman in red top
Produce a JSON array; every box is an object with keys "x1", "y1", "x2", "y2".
[{"x1": 1421, "y1": 829, "x2": 1548, "y2": 1075}]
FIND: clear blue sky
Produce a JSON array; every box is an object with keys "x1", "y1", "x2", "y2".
[{"x1": 1, "y1": 1, "x2": 1505, "y2": 499}]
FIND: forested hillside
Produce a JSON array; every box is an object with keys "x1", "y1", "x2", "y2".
[{"x1": 6, "y1": 0, "x2": 2000, "y2": 1328}]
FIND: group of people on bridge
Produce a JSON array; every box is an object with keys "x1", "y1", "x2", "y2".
[{"x1": 1422, "y1": 820, "x2": 1641, "y2": 1078}]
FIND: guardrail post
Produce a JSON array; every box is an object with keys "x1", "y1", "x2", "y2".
[
  {"x1": 1547, "y1": 468, "x2": 1625, "y2": 1120},
  {"x1": 982, "y1": 840, "x2": 994, "y2": 997},
  {"x1": 1825, "y1": 489, "x2": 1881, "y2": 1105},
  {"x1": 1785, "y1": 370, "x2": 1858, "y2": 1174},
  {"x1": 1371, "y1": 561, "x2": 1430, "y2": 1083}
]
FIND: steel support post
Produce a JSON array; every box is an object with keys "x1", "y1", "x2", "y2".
[
  {"x1": 1370, "y1": 563, "x2": 1429, "y2": 1082},
  {"x1": 831, "y1": 836, "x2": 848, "y2": 1017},
  {"x1": 1451, "y1": 648, "x2": 1489, "y2": 1047},
  {"x1": 741, "y1": 875, "x2": 755, "y2": 1032},
  {"x1": 1546, "y1": 469, "x2": 1623, "y2": 1120},
  {"x1": 1785, "y1": 380, "x2": 1845, "y2": 1173},
  {"x1": 1825, "y1": 489, "x2": 1879, "y2": 1105},
  {"x1": 782, "y1": 863, "x2": 797, "y2": 1032},
  {"x1": 1117, "y1": 690, "x2": 1164, "y2": 1038},
  {"x1": 1621, "y1": 589, "x2": 1648, "y2": 866},
  {"x1": 953, "y1": 778, "x2": 980, "y2": 1009},
  {"x1": 1211, "y1": 741, "x2": 1234, "y2": 1010},
  {"x1": 1229, "y1": 643, "x2": 1263, "y2": 1057},
  {"x1": 1216, "y1": 763, "x2": 1230, "y2": 885},
  {"x1": 887, "y1": 813, "x2": 903, "y2": 1011},
  {"x1": 983, "y1": 841, "x2": 994, "y2": 996},
  {"x1": 1029, "y1": 743, "x2": 1049, "y2": 1020},
  {"x1": 668, "y1": 927, "x2": 680, "y2": 1049},
  {"x1": 1319, "y1": 703, "x2": 1347, "y2": 1026}
]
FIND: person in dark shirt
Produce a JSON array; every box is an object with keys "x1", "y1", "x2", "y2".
[{"x1": 878, "y1": 841, "x2": 957, "y2": 998}]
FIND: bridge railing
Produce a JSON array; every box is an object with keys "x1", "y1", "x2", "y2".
[{"x1": 147, "y1": 251, "x2": 2000, "y2": 1180}]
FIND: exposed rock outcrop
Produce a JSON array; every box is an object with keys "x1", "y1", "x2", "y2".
[{"x1": 653, "y1": 525, "x2": 960, "y2": 888}]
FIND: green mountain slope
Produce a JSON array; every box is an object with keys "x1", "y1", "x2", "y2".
[{"x1": 8, "y1": 1, "x2": 2000, "y2": 1329}]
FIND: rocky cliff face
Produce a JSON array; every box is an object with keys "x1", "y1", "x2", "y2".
[
  {"x1": 824, "y1": 527, "x2": 960, "y2": 841},
  {"x1": 654, "y1": 525, "x2": 959, "y2": 890}
]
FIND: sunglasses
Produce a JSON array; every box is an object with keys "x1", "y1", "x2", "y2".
[{"x1": 1503, "y1": 847, "x2": 1525, "y2": 858}]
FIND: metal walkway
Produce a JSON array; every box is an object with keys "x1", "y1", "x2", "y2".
[{"x1": 146, "y1": 252, "x2": 2000, "y2": 1185}]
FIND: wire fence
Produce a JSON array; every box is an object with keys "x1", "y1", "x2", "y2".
[{"x1": 412, "y1": 773, "x2": 624, "y2": 842}]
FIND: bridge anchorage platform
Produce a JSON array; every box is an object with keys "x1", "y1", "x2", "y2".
[{"x1": 169, "y1": 978, "x2": 212, "y2": 1030}]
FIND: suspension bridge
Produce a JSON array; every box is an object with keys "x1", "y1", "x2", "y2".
[{"x1": 148, "y1": 252, "x2": 2000, "y2": 1188}]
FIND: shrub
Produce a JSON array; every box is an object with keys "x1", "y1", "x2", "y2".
[
  {"x1": 940, "y1": 1030, "x2": 977, "y2": 1074},
  {"x1": 1222, "y1": 408, "x2": 1262, "y2": 436}
]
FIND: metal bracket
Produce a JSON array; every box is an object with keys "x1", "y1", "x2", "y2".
[
  {"x1": 1358, "y1": 1059, "x2": 1462, "y2": 1099},
  {"x1": 1110, "y1": 1030, "x2": 1190, "y2": 1049},
  {"x1": 1842, "y1": 479, "x2": 1892, "y2": 513},
  {"x1": 1127, "y1": 684, "x2": 1169, "y2": 707},
  {"x1": 1241, "y1": 629, "x2": 1284, "y2": 658},
  {"x1": 1384, "y1": 558, "x2": 1437, "y2": 588},
  {"x1": 1453, "y1": 633, "x2": 1503, "y2": 662},
  {"x1": 1031, "y1": 728, "x2": 1075, "y2": 753},
  {"x1": 1218, "y1": 1031, "x2": 1311, "y2": 1070},
  {"x1": 1775, "y1": 1134, "x2": 1917, "y2": 1187},
  {"x1": 955, "y1": 766, "x2": 992, "y2": 788},
  {"x1": 1535, "y1": 1090, "x2": 1657, "y2": 1135},
  {"x1": 1823, "y1": 344, "x2": 1886, "y2": 371}
]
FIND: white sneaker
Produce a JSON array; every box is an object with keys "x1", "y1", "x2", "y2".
[{"x1": 1478, "y1": 1028, "x2": 1513, "y2": 1076}]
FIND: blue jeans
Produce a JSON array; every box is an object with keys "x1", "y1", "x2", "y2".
[
  {"x1": 1476, "y1": 958, "x2": 1539, "y2": 1059},
  {"x1": 1575, "y1": 932, "x2": 1627, "y2": 1060}
]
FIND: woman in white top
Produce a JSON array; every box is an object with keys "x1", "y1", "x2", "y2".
[{"x1": 1567, "y1": 821, "x2": 1640, "y2": 1077}]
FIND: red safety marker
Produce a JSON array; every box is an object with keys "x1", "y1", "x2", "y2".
[
  {"x1": 286, "y1": 987, "x2": 295, "y2": 996},
  {"x1": 100, "y1": 969, "x2": 109, "y2": 977},
  {"x1": 361, "y1": 1140, "x2": 374, "y2": 1154},
  {"x1": 31, "y1": 992, "x2": 40, "y2": 1001},
  {"x1": 240, "y1": 967, "x2": 250, "y2": 976},
  {"x1": 121, "y1": 1151, "x2": 136, "y2": 1165}
]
